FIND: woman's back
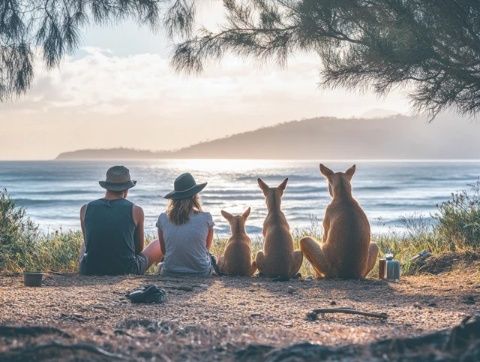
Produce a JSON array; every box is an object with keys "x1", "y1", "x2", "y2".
[{"x1": 157, "y1": 211, "x2": 214, "y2": 275}]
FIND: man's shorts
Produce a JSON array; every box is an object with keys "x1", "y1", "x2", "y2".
[
  {"x1": 135, "y1": 253, "x2": 149, "y2": 275},
  {"x1": 79, "y1": 253, "x2": 149, "y2": 275}
]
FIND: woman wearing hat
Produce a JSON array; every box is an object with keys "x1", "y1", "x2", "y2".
[{"x1": 155, "y1": 173, "x2": 215, "y2": 276}]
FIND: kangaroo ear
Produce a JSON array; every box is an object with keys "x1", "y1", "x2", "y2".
[
  {"x1": 345, "y1": 164, "x2": 356, "y2": 180},
  {"x1": 221, "y1": 210, "x2": 233, "y2": 221},
  {"x1": 320, "y1": 164, "x2": 334, "y2": 179},
  {"x1": 257, "y1": 178, "x2": 269, "y2": 193},
  {"x1": 278, "y1": 178, "x2": 288, "y2": 191},
  {"x1": 242, "y1": 207, "x2": 251, "y2": 219}
]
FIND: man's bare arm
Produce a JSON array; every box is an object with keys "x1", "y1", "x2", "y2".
[
  {"x1": 133, "y1": 205, "x2": 145, "y2": 254},
  {"x1": 79, "y1": 204, "x2": 87, "y2": 259}
]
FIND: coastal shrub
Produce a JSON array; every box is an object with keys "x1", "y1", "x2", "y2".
[
  {"x1": 373, "y1": 217, "x2": 441, "y2": 275},
  {"x1": 32, "y1": 231, "x2": 83, "y2": 273},
  {"x1": 371, "y1": 182, "x2": 480, "y2": 274},
  {"x1": 0, "y1": 188, "x2": 39, "y2": 271},
  {"x1": 435, "y1": 180, "x2": 480, "y2": 250},
  {"x1": 2, "y1": 230, "x2": 83, "y2": 273},
  {"x1": 0, "y1": 188, "x2": 83, "y2": 272}
]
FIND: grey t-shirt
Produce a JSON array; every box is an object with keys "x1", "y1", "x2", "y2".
[{"x1": 156, "y1": 211, "x2": 214, "y2": 276}]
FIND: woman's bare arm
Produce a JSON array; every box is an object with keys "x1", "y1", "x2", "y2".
[
  {"x1": 158, "y1": 229, "x2": 166, "y2": 255},
  {"x1": 206, "y1": 228, "x2": 214, "y2": 250}
]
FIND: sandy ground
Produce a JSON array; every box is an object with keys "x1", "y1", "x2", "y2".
[{"x1": 0, "y1": 264, "x2": 479, "y2": 361}]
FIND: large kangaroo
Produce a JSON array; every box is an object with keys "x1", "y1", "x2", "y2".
[
  {"x1": 300, "y1": 164, "x2": 378, "y2": 279},
  {"x1": 218, "y1": 208, "x2": 257, "y2": 276},
  {"x1": 256, "y1": 178, "x2": 303, "y2": 279}
]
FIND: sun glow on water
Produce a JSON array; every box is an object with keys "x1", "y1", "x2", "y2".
[{"x1": 156, "y1": 159, "x2": 291, "y2": 173}]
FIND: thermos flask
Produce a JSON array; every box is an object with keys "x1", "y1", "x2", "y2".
[
  {"x1": 379, "y1": 258, "x2": 386, "y2": 279},
  {"x1": 385, "y1": 253, "x2": 400, "y2": 281}
]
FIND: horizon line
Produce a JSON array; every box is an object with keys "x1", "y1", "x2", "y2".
[{"x1": 1, "y1": 158, "x2": 480, "y2": 163}]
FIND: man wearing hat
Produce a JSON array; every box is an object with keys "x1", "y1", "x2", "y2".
[{"x1": 79, "y1": 166, "x2": 162, "y2": 275}]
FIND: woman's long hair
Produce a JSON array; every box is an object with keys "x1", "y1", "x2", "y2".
[{"x1": 166, "y1": 194, "x2": 202, "y2": 225}]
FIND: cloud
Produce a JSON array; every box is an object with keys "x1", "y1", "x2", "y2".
[
  {"x1": 4, "y1": 47, "x2": 409, "y2": 114},
  {"x1": 0, "y1": 47, "x2": 412, "y2": 159}
]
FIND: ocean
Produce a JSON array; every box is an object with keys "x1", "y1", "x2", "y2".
[{"x1": 1, "y1": 160, "x2": 479, "y2": 237}]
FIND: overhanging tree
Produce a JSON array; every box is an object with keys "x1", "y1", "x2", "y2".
[
  {"x1": 2, "y1": 0, "x2": 480, "y2": 117},
  {"x1": 170, "y1": 0, "x2": 480, "y2": 116},
  {"x1": 0, "y1": 0, "x2": 194, "y2": 100}
]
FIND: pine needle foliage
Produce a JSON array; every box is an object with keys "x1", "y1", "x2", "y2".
[
  {"x1": 2, "y1": 1, "x2": 480, "y2": 116},
  {"x1": 0, "y1": 0, "x2": 194, "y2": 100},
  {"x1": 171, "y1": 0, "x2": 480, "y2": 117}
]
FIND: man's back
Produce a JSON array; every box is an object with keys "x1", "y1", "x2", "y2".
[{"x1": 82, "y1": 198, "x2": 137, "y2": 275}]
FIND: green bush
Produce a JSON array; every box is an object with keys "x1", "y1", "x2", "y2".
[
  {"x1": 32, "y1": 231, "x2": 84, "y2": 272},
  {"x1": 373, "y1": 217, "x2": 441, "y2": 275},
  {"x1": 435, "y1": 180, "x2": 480, "y2": 250},
  {"x1": 0, "y1": 188, "x2": 83, "y2": 272},
  {"x1": 373, "y1": 181, "x2": 480, "y2": 274},
  {"x1": 0, "y1": 188, "x2": 39, "y2": 271}
]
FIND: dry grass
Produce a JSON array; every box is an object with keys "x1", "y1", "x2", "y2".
[{"x1": 1, "y1": 184, "x2": 479, "y2": 278}]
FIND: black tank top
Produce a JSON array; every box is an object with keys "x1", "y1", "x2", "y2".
[{"x1": 83, "y1": 198, "x2": 137, "y2": 275}]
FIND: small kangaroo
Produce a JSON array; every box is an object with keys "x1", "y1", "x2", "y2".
[
  {"x1": 256, "y1": 178, "x2": 303, "y2": 279},
  {"x1": 218, "y1": 208, "x2": 257, "y2": 276},
  {"x1": 300, "y1": 164, "x2": 378, "y2": 279}
]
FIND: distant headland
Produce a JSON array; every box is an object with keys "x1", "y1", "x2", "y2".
[{"x1": 56, "y1": 115, "x2": 480, "y2": 160}]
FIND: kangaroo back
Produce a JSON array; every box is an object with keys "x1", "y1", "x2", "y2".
[
  {"x1": 219, "y1": 208, "x2": 256, "y2": 276},
  {"x1": 256, "y1": 178, "x2": 301, "y2": 278},
  {"x1": 320, "y1": 164, "x2": 371, "y2": 278}
]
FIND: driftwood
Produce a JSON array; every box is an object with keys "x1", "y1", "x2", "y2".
[
  {"x1": 306, "y1": 307, "x2": 388, "y2": 321},
  {"x1": 0, "y1": 342, "x2": 126, "y2": 361},
  {"x1": 236, "y1": 314, "x2": 480, "y2": 362}
]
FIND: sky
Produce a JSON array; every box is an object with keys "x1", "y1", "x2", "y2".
[{"x1": 0, "y1": 2, "x2": 415, "y2": 160}]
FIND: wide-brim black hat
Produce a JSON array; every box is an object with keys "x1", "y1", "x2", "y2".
[
  {"x1": 164, "y1": 173, "x2": 207, "y2": 200},
  {"x1": 99, "y1": 166, "x2": 137, "y2": 192}
]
